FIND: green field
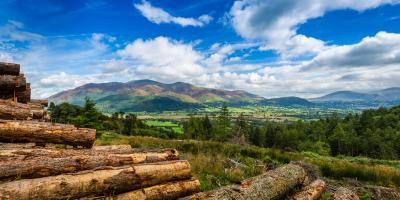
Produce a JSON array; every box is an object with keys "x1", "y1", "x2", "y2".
[
  {"x1": 144, "y1": 120, "x2": 183, "y2": 134},
  {"x1": 135, "y1": 105, "x2": 356, "y2": 122}
]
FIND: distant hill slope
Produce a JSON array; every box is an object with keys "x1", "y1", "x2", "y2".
[
  {"x1": 257, "y1": 97, "x2": 314, "y2": 107},
  {"x1": 49, "y1": 80, "x2": 265, "y2": 112},
  {"x1": 50, "y1": 80, "x2": 399, "y2": 112},
  {"x1": 310, "y1": 91, "x2": 377, "y2": 102},
  {"x1": 310, "y1": 88, "x2": 400, "y2": 109}
]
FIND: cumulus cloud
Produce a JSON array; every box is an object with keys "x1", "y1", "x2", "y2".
[
  {"x1": 117, "y1": 36, "x2": 206, "y2": 81},
  {"x1": 134, "y1": 0, "x2": 212, "y2": 27},
  {"x1": 230, "y1": 0, "x2": 400, "y2": 58},
  {"x1": 304, "y1": 31, "x2": 400, "y2": 70}
]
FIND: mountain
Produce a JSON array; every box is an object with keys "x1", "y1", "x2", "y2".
[
  {"x1": 258, "y1": 97, "x2": 314, "y2": 107},
  {"x1": 310, "y1": 91, "x2": 377, "y2": 102},
  {"x1": 49, "y1": 80, "x2": 264, "y2": 112},
  {"x1": 310, "y1": 88, "x2": 400, "y2": 109}
]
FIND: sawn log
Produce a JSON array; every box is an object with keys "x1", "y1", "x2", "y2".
[
  {"x1": 0, "y1": 160, "x2": 192, "y2": 200},
  {"x1": 0, "y1": 120, "x2": 96, "y2": 148}
]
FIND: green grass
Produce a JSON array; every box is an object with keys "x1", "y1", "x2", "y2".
[
  {"x1": 96, "y1": 131, "x2": 400, "y2": 191},
  {"x1": 144, "y1": 120, "x2": 183, "y2": 134}
]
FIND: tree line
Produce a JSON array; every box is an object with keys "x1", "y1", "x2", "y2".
[
  {"x1": 182, "y1": 104, "x2": 400, "y2": 160},
  {"x1": 49, "y1": 99, "x2": 400, "y2": 160}
]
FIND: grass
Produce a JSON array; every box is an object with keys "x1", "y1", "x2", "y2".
[
  {"x1": 144, "y1": 120, "x2": 183, "y2": 134},
  {"x1": 96, "y1": 131, "x2": 400, "y2": 191}
]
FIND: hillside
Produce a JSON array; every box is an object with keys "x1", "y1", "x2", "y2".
[
  {"x1": 49, "y1": 80, "x2": 264, "y2": 112},
  {"x1": 310, "y1": 88, "x2": 400, "y2": 109}
]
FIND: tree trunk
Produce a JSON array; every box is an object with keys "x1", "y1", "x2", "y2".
[
  {"x1": 0, "y1": 75, "x2": 27, "y2": 90},
  {"x1": 0, "y1": 84, "x2": 31, "y2": 103},
  {"x1": 181, "y1": 164, "x2": 307, "y2": 200},
  {"x1": 0, "y1": 100, "x2": 32, "y2": 120},
  {"x1": 330, "y1": 187, "x2": 359, "y2": 200},
  {"x1": 0, "y1": 148, "x2": 180, "y2": 180},
  {"x1": 0, "y1": 120, "x2": 96, "y2": 148},
  {"x1": 30, "y1": 99, "x2": 49, "y2": 107},
  {"x1": 0, "y1": 160, "x2": 192, "y2": 200},
  {"x1": 0, "y1": 145, "x2": 178, "y2": 160},
  {"x1": 290, "y1": 179, "x2": 326, "y2": 200},
  {"x1": 82, "y1": 179, "x2": 200, "y2": 200},
  {"x1": 30, "y1": 109, "x2": 46, "y2": 119},
  {"x1": 0, "y1": 62, "x2": 20, "y2": 75}
]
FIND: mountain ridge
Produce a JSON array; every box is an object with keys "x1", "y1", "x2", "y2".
[{"x1": 49, "y1": 80, "x2": 400, "y2": 112}]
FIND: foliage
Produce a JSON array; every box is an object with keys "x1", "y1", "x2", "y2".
[
  {"x1": 96, "y1": 133, "x2": 400, "y2": 189},
  {"x1": 182, "y1": 105, "x2": 400, "y2": 160}
]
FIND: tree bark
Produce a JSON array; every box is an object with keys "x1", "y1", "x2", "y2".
[
  {"x1": 290, "y1": 179, "x2": 326, "y2": 200},
  {"x1": 0, "y1": 145, "x2": 178, "y2": 160},
  {"x1": 181, "y1": 164, "x2": 307, "y2": 200},
  {"x1": 82, "y1": 179, "x2": 200, "y2": 200},
  {"x1": 0, "y1": 148, "x2": 180, "y2": 180},
  {"x1": 0, "y1": 120, "x2": 96, "y2": 148},
  {"x1": 330, "y1": 187, "x2": 359, "y2": 200},
  {"x1": 0, "y1": 160, "x2": 192, "y2": 200},
  {"x1": 0, "y1": 62, "x2": 20, "y2": 75},
  {"x1": 30, "y1": 99, "x2": 49, "y2": 107},
  {"x1": 0, "y1": 100, "x2": 32, "y2": 120},
  {"x1": 0, "y1": 75, "x2": 27, "y2": 90}
]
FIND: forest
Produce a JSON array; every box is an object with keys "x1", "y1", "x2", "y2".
[{"x1": 49, "y1": 98, "x2": 400, "y2": 160}]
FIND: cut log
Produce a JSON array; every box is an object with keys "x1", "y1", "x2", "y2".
[
  {"x1": 0, "y1": 149, "x2": 180, "y2": 180},
  {"x1": 93, "y1": 145, "x2": 134, "y2": 154},
  {"x1": 0, "y1": 142, "x2": 37, "y2": 150},
  {"x1": 0, "y1": 83, "x2": 31, "y2": 103},
  {"x1": 0, "y1": 100, "x2": 32, "y2": 120},
  {"x1": 0, "y1": 160, "x2": 192, "y2": 200},
  {"x1": 81, "y1": 179, "x2": 200, "y2": 200},
  {"x1": 0, "y1": 62, "x2": 20, "y2": 75},
  {"x1": 290, "y1": 179, "x2": 326, "y2": 200},
  {"x1": 30, "y1": 109, "x2": 45, "y2": 119},
  {"x1": 16, "y1": 83, "x2": 31, "y2": 103},
  {"x1": 181, "y1": 163, "x2": 307, "y2": 200},
  {"x1": 0, "y1": 145, "x2": 178, "y2": 160},
  {"x1": 30, "y1": 99, "x2": 49, "y2": 107},
  {"x1": 330, "y1": 187, "x2": 359, "y2": 200},
  {"x1": 0, "y1": 75, "x2": 27, "y2": 90},
  {"x1": 0, "y1": 120, "x2": 96, "y2": 148}
]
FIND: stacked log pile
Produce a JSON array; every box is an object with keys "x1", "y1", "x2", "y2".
[
  {"x1": 0, "y1": 62, "x2": 30, "y2": 103},
  {"x1": 0, "y1": 62, "x2": 200, "y2": 200}
]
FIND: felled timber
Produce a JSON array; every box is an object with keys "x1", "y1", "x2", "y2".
[
  {"x1": 30, "y1": 99, "x2": 49, "y2": 107},
  {"x1": 290, "y1": 179, "x2": 326, "y2": 200},
  {"x1": 0, "y1": 160, "x2": 192, "y2": 200},
  {"x1": 0, "y1": 100, "x2": 32, "y2": 120},
  {"x1": 0, "y1": 120, "x2": 96, "y2": 148},
  {"x1": 81, "y1": 179, "x2": 200, "y2": 200},
  {"x1": 0, "y1": 75, "x2": 27, "y2": 90},
  {"x1": 0, "y1": 146, "x2": 178, "y2": 160},
  {"x1": 0, "y1": 142, "x2": 36, "y2": 150},
  {"x1": 181, "y1": 163, "x2": 307, "y2": 200},
  {"x1": 0, "y1": 148, "x2": 180, "y2": 179},
  {"x1": 0, "y1": 62, "x2": 20, "y2": 75},
  {"x1": 0, "y1": 84, "x2": 31, "y2": 103},
  {"x1": 330, "y1": 187, "x2": 359, "y2": 200},
  {"x1": 16, "y1": 83, "x2": 31, "y2": 103}
]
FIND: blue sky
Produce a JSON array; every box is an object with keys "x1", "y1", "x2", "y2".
[{"x1": 1, "y1": 0, "x2": 400, "y2": 98}]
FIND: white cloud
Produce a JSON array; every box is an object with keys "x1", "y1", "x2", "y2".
[
  {"x1": 117, "y1": 36, "x2": 206, "y2": 81},
  {"x1": 37, "y1": 72, "x2": 100, "y2": 98},
  {"x1": 230, "y1": 0, "x2": 400, "y2": 58},
  {"x1": 304, "y1": 31, "x2": 400, "y2": 70},
  {"x1": 0, "y1": 20, "x2": 44, "y2": 42},
  {"x1": 134, "y1": 0, "x2": 212, "y2": 27}
]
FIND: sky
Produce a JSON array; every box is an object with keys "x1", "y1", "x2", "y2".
[{"x1": 1, "y1": 0, "x2": 400, "y2": 99}]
